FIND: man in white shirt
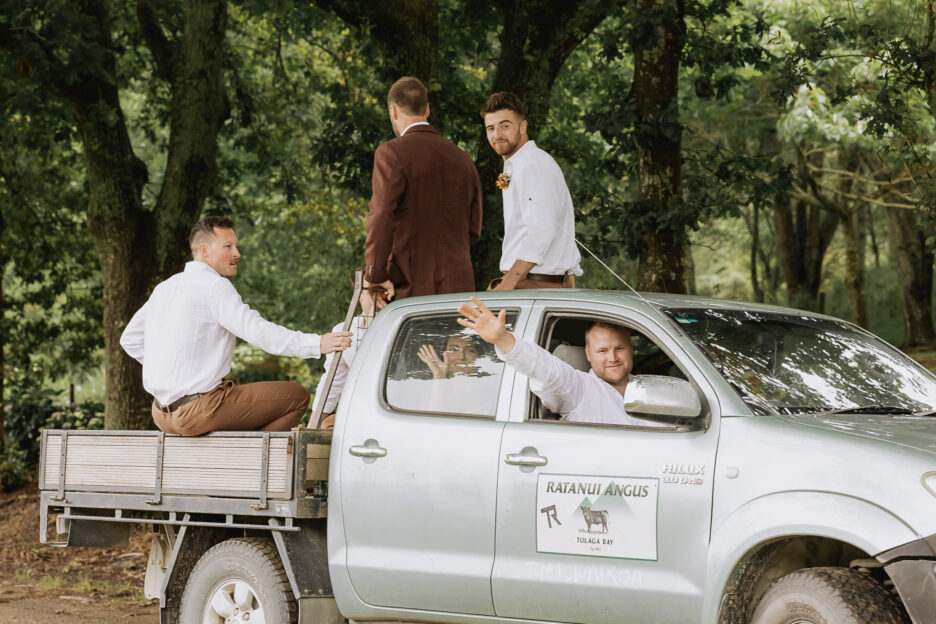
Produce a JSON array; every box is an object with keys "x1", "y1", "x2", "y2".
[
  {"x1": 120, "y1": 217, "x2": 352, "y2": 435},
  {"x1": 457, "y1": 297, "x2": 659, "y2": 426},
  {"x1": 481, "y1": 92, "x2": 582, "y2": 290}
]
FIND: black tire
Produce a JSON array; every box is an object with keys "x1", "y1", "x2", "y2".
[
  {"x1": 180, "y1": 537, "x2": 296, "y2": 624},
  {"x1": 750, "y1": 566, "x2": 909, "y2": 624}
]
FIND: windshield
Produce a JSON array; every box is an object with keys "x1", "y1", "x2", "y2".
[{"x1": 666, "y1": 308, "x2": 936, "y2": 415}]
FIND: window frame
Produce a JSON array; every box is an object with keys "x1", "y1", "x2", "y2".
[
  {"x1": 519, "y1": 307, "x2": 708, "y2": 430},
  {"x1": 380, "y1": 307, "x2": 523, "y2": 420}
]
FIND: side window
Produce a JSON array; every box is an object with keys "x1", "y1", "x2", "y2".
[
  {"x1": 385, "y1": 311, "x2": 519, "y2": 418},
  {"x1": 532, "y1": 314, "x2": 686, "y2": 422}
]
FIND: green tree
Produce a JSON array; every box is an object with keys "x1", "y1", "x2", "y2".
[{"x1": 1, "y1": 0, "x2": 230, "y2": 428}]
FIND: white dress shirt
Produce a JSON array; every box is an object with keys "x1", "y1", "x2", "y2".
[
  {"x1": 400, "y1": 121, "x2": 430, "y2": 136},
  {"x1": 496, "y1": 334, "x2": 664, "y2": 426},
  {"x1": 312, "y1": 317, "x2": 366, "y2": 414},
  {"x1": 120, "y1": 261, "x2": 322, "y2": 405},
  {"x1": 500, "y1": 140, "x2": 582, "y2": 275}
]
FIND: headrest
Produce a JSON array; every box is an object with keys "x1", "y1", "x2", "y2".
[{"x1": 552, "y1": 344, "x2": 589, "y2": 372}]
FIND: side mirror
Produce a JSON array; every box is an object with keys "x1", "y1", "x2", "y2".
[{"x1": 624, "y1": 375, "x2": 702, "y2": 418}]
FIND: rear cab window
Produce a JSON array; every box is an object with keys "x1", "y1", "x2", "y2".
[{"x1": 384, "y1": 311, "x2": 520, "y2": 418}]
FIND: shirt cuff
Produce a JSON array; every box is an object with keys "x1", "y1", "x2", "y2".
[
  {"x1": 366, "y1": 263, "x2": 388, "y2": 285},
  {"x1": 495, "y1": 332, "x2": 523, "y2": 361},
  {"x1": 301, "y1": 333, "x2": 322, "y2": 359},
  {"x1": 514, "y1": 249, "x2": 546, "y2": 267}
]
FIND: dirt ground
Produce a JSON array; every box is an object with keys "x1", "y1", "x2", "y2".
[{"x1": 0, "y1": 483, "x2": 159, "y2": 623}]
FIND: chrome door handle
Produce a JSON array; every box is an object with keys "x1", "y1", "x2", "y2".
[
  {"x1": 504, "y1": 453, "x2": 547, "y2": 467},
  {"x1": 349, "y1": 445, "x2": 387, "y2": 458}
]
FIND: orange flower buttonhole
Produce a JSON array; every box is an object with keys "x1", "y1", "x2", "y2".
[{"x1": 496, "y1": 173, "x2": 511, "y2": 190}]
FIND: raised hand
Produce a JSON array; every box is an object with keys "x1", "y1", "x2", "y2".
[
  {"x1": 457, "y1": 296, "x2": 516, "y2": 353},
  {"x1": 417, "y1": 344, "x2": 450, "y2": 379}
]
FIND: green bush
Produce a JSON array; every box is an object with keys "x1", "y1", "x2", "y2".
[
  {"x1": 5, "y1": 390, "x2": 57, "y2": 466},
  {"x1": 0, "y1": 393, "x2": 105, "y2": 491},
  {"x1": 43, "y1": 401, "x2": 105, "y2": 431},
  {"x1": 0, "y1": 442, "x2": 32, "y2": 492}
]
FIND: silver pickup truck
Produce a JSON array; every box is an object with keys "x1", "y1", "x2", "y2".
[{"x1": 39, "y1": 290, "x2": 936, "y2": 624}]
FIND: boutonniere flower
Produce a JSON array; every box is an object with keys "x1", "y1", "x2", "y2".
[{"x1": 496, "y1": 172, "x2": 511, "y2": 190}]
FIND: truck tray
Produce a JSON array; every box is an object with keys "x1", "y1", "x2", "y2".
[{"x1": 38, "y1": 429, "x2": 331, "y2": 538}]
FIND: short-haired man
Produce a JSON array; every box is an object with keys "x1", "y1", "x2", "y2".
[
  {"x1": 458, "y1": 297, "x2": 660, "y2": 426},
  {"x1": 120, "y1": 217, "x2": 352, "y2": 435},
  {"x1": 481, "y1": 92, "x2": 582, "y2": 290},
  {"x1": 365, "y1": 76, "x2": 483, "y2": 304}
]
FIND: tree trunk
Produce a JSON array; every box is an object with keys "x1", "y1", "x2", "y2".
[
  {"x1": 632, "y1": 0, "x2": 687, "y2": 293},
  {"x1": 773, "y1": 190, "x2": 839, "y2": 312},
  {"x1": 2, "y1": 0, "x2": 230, "y2": 429},
  {"x1": 743, "y1": 205, "x2": 764, "y2": 302},
  {"x1": 838, "y1": 151, "x2": 868, "y2": 328},
  {"x1": 0, "y1": 206, "x2": 4, "y2": 456},
  {"x1": 140, "y1": 0, "x2": 231, "y2": 278},
  {"x1": 840, "y1": 208, "x2": 868, "y2": 328},
  {"x1": 472, "y1": 0, "x2": 619, "y2": 287},
  {"x1": 60, "y1": 2, "x2": 154, "y2": 430},
  {"x1": 886, "y1": 206, "x2": 936, "y2": 350},
  {"x1": 925, "y1": 0, "x2": 935, "y2": 114},
  {"x1": 311, "y1": 0, "x2": 441, "y2": 125}
]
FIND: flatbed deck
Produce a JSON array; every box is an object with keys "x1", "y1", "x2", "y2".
[{"x1": 38, "y1": 428, "x2": 332, "y2": 545}]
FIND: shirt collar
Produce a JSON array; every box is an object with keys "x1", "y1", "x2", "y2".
[
  {"x1": 504, "y1": 139, "x2": 536, "y2": 171},
  {"x1": 401, "y1": 121, "x2": 431, "y2": 136},
  {"x1": 186, "y1": 260, "x2": 220, "y2": 277},
  {"x1": 588, "y1": 369, "x2": 631, "y2": 405}
]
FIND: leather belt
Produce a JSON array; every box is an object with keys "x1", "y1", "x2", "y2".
[
  {"x1": 155, "y1": 393, "x2": 201, "y2": 414},
  {"x1": 526, "y1": 273, "x2": 566, "y2": 283}
]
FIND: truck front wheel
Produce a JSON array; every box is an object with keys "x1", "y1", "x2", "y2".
[
  {"x1": 750, "y1": 566, "x2": 908, "y2": 624},
  {"x1": 180, "y1": 537, "x2": 296, "y2": 624}
]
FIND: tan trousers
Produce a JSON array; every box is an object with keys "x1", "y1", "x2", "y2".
[
  {"x1": 152, "y1": 380, "x2": 310, "y2": 436},
  {"x1": 487, "y1": 273, "x2": 576, "y2": 290}
]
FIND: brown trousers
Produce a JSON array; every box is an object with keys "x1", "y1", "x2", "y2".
[{"x1": 152, "y1": 380, "x2": 310, "y2": 436}]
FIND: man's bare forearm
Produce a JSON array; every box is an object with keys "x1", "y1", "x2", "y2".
[{"x1": 495, "y1": 259, "x2": 536, "y2": 290}]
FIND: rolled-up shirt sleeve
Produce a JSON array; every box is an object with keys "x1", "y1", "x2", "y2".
[
  {"x1": 511, "y1": 162, "x2": 564, "y2": 266},
  {"x1": 210, "y1": 279, "x2": 322, "y2": 359},
  {"x1": 496, "y1": 334, "x2": 588, "y2": 416}
]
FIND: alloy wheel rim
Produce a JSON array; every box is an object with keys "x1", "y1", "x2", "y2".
[{"x1": 203, "y1": 578, "x2": 265, "y2": 624}]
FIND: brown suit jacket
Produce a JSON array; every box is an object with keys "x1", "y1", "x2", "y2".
[{"x1": 365, "y1": 124, "x2": 482, "y2": 299}]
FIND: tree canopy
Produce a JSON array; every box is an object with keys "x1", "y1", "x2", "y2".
[{"x1": 1, "y1": 0, "x2": 935, "y2": 453}]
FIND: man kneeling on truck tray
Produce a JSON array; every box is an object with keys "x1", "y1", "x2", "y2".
[
  {"x1": 120, "y1": 216, "x2": 352, "y2": 435},
  {"x1": 458, "y1": 296, "x2": 665, "y2": 426}
]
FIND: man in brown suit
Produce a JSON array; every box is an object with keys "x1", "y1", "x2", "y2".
[{"x1": 365, "y1": 77, "x2": 483, "y2": 303}]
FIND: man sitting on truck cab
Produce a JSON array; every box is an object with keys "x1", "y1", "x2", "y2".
[
  {"x1": 458, "y1": 296, "x2": 664, "y2": 426},
  {"x1": 120, "y1": 217, "x2": 353, "y2": 435}
]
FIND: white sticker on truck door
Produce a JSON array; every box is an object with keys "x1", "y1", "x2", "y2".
[{"x1": 536, "y1": 473, "x2": 659, "y2": 561}]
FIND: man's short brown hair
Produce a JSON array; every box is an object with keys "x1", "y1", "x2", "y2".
[
  {"x1": 388, "y1": 77, "x2": 429, "y2": 116},
  {"x1": 190, "y1": 216, "x2": 234, "y2": 256},
  {"x1": 585, "y1": 321, "x2": 632, "y2": 344},
  {"x1": 480, "y1": 92, "x2": 526, "y2": 119}
]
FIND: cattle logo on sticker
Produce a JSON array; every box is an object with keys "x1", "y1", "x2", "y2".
[{"x1": 536, "y1": 473, "x2": 659, "y2": 561}]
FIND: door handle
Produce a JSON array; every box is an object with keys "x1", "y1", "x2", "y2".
[
  {"x1": 349, "y1": 445, "x2": 387, "y2": 458},
  {"x1": 504, "y1": 453, "x2": 547, "y2": 467}
]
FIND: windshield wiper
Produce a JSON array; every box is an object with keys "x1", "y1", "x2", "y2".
[{"x1": 816, "y1": 405, "x2": 915, "y2": 416}]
